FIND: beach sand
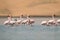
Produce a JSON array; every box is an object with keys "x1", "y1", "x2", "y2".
[{"x1": 0, "y1": 0, "x2": 60, "y2": 16}]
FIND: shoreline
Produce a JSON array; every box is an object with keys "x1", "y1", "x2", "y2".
[{"x1": 0, "y1": 16, "x2": 60, "y2": 18}]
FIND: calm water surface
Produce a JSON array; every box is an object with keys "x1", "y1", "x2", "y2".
[{"x1": 0, "y1": 17, "x2": 60, "y2": 40}]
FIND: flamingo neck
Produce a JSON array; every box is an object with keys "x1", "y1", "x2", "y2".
[
  {"x1": 52, "y1": 15, "x2": 55, "y2": 20},
  {"x1": 20, "y1": 16, "x2": 23, "y2": 20},
  {"x1": 27, "y1": 16, "x2": 30, "y2": 19},
  {"x1": 8, "y1": 17, "x2": 12, "y2": 21}
]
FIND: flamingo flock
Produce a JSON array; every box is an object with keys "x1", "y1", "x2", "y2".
[
  {"x1": 4, "y1": 14, "x2": 60, "y2": 26},
  {"x1": 41, "y1": 19, "x2": 60, "y2": 26},
  {"x1": 40, "y1": 14, "x2": 60, "y2": 26},
  {"x1": 4, "y1": 15, "x2": 35, "y2": 26}
]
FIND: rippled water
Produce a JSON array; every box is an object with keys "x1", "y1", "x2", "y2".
[{"x1": 0, "y1": 17, "x2": 60, "y2": 40}]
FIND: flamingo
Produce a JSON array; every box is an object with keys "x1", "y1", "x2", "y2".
[
  {"x1": 26, "y1": 15, "x2": 35, "y2": 25},
  {"x1": 22, "y1": 19, "x2": 28, "y2": 24},
  {"x1": 40, "y1": 20, "x2": 50, "y2": 26},
  {"x1": 9, "y1": 20, "x2": 16, "y2": 25},
  {"x1": 4, "y1": 15, "x2": 11, "y2": 25},
  {"x1": 4, "y1": 20, "x2": 10, "y2": 25},
  {"x1": 4, "y1": 15, "x2": 16, "y2": 25},
  {"x1": 56, "y1": 19, "x2": 60, "y2": 25},
  {"x1": 27, "y1": 18, "x2": 35, "y2": 25},
  {"x1": 16, "y1": 15, "x2": 23, "y2": 24},
  {"x1": 48, "y1": 14, "x2": 57, "y2": 25},
  {"x1": 40, "y1": 21, "x2": 48, "y2": 25},
  {"x1": 48, "y1": 20, "x2": 56, "y2": 24},
  {"x1": 40, "y1": 14, "x2": 57, "y2": 26},
  {"x1": 16, "y1": 19, "x2": 22, "y2": 24},
  {"x1": 21, "y1": 15, "x2": 35, "y2": 26}
]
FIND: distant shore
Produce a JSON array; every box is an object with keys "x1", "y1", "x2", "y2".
[{"x1": 0, "y1": 15, "x2": 60, "y2": 18}]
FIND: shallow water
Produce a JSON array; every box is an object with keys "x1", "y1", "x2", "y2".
[{"x1": 0, "y1": 17, "x2": 60, "y2": 40}]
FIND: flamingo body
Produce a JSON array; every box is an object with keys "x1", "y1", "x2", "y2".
[
  {"x1": 4, "y1": 20, "x2": 10, "y2": 25},
  {"x1": 22, "y1": 19, "x2": 28, "y2": 24},
  {"x1": 9, "y1": 21, "x2": 16, "y2": 24},
  {"x1": 16, "y1": 20, "x2": 22, "y2": 24},
  {"x1": 57, "y1": 19, "x2": 60, "y2": 23},
  {"x1": 48, "y1": 20, "x2": 55, "y2": 24},
  {"x1": 41, "y1": 21, "x2": 47, "y2": 25}
]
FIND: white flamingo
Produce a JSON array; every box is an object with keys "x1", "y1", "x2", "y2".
[
  {"x1": 27, "y1": 18, "x2": 35, "y2": 25},
  {"x1": 57, "y1": 19, "x2": 60, "y2": 23},
  {"x1": 4, "y1": 20, "x2": 10, "y2": 25},
  {"x1": 48, "y1": 20, "x2": 55, "y2": 24},
  {"x1": 41, "y1": 14, "x2": 57, "y2": 26},
  {"x1": 40, "y1": 21, "x2": 48, "y2": 25},
  {"x1": 9, "y1": 20, "x2": 16, "y2": 25},
  {"x1": 21, "y1": 15, "x2": 35, "y2": 25},
  {"x1": 22, "y1": 19, "x2": 28, "y2": 24},
  {"x1": 4, "y1": 16, "x2": 11, "y2": 25},
  {"x1": 26, "y1": 16, "x2": 35, "y2": 25},
  {"x1": 48, "y1": 14, "x2": 57, "y2": 25},
  {"x1": 16, "y1": 15, "x2": 23, "y2": 24},
  {"x1": 4, "y1": 16, "x2": 16, "y2": 25},
  {"x1": 16, "y1": 19, "x2": 22, "y2": 24}
]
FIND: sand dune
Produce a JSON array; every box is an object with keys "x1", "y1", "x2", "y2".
[{"x1": 0, "y1": 0, "x2": 60, "y2": 16}]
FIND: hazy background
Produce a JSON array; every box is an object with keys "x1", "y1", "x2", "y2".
[{"x1": 0, "y1": 0, "x2": 60, "y2": 16}]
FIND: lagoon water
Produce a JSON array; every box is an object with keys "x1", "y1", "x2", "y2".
[{"x1": 0, "y1": 17, "x2": 60, "y2": 40}]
